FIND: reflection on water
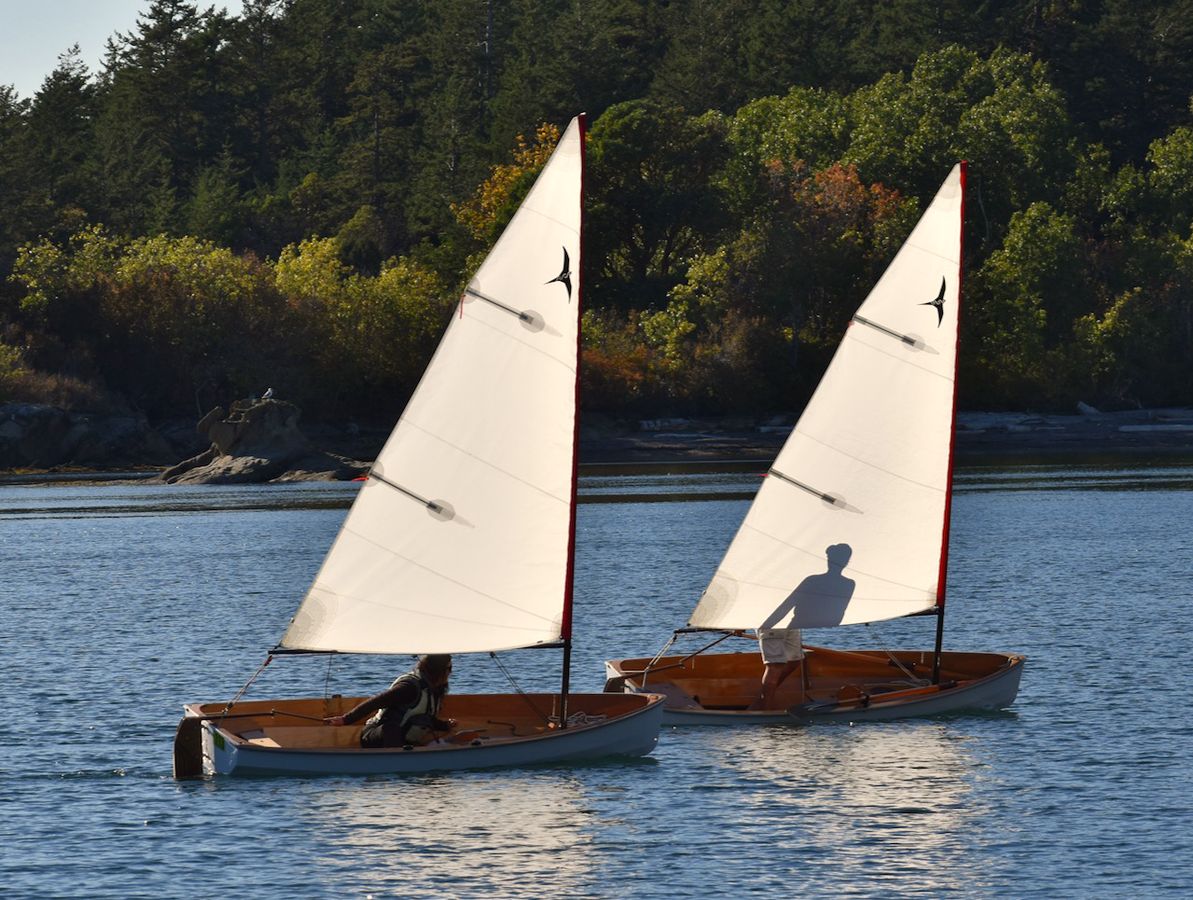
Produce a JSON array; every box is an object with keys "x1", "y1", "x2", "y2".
[
  {"x1": 294, "y1": 774, "x2": 598, "y2": 896},
  {"x1": 4, "y1": 461, "x2": 1193, "y2": 897},
  {"x1": 716, "y1": 724, "x2": 980, "y2": 891}
]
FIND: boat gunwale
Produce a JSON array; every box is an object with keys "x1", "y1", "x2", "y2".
[
  {"x1": 188, "y1": 692, "x2": 666, "y2": 757},
  {"x1": 606, "y1": 646, "x2": 1026, "y2": 679},
  {"x1": 604, "y1": 648, "x2": 1025, "y2": 719}
]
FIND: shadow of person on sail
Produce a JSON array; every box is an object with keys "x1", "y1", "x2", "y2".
[
  {"x1": 749, "y1": 544, "x2": 857, "y2": 709},
  {"x1": 769, "y1": 542, "x2": 857, "y2": 630}
]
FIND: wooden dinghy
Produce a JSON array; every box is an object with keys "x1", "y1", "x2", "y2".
[
  {"x1": 176, "y1": 693, "x2": 661, "y2": 776},
  {"x1": 605, "y1": 164, "x2": 1024, "y2": 725},
  {"x1": 605, "y1": 645, "x2": 1024, "y2": 725},
  {"x1": 174, "y1": 115, "x2": 664, "y2": 777}
]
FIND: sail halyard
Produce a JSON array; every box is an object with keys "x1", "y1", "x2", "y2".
[
  {"x1": 687, "y1": 165, "x2": 965, "y2": 634},
  {"x1": 278, "y1": 118, "x2": 585, "y2": 656}
]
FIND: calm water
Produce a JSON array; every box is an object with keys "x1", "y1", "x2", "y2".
[{"x1": 3, "y1": 462, "x2": 1193, "y2": 897}]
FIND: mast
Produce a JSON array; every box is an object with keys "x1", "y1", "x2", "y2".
[
  {"x1": 932, "y1": 160, "x2": 966, "y2": 684},
  {"x1": 558, "y1": 113, "x2": 587, "y2": 728}
]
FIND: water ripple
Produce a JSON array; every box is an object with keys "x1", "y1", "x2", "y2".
[{"x1": 3, "y1": 467, "x2": 1193, "y2": 896}]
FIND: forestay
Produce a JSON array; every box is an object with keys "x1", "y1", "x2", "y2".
[
  {"x1": 690, "y1": 164, "x2": 964, "y2": 631},
  {"x1": 281, "y1": 118, "x2": 584, "y2": 654}
]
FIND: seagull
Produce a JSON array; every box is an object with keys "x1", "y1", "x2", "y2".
[
  {"x1": 920, "y1": 277, "x2": 946, "y2": 326},
  {"x1": 262, "y1": 387, "x2": 274, "y2": 399},
  {"x1": 545, "y1": 247, "x2": 572, "y2": 300}
]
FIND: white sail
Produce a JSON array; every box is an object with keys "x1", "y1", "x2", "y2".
[
  {"x1": 690, "y1": 164, "x2": 964, "y2": 631},
  {"x1": 281, "y1": 117, "x2": 585, "y2": 654}
]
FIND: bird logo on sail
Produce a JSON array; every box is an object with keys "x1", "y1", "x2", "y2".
[
  {"x1": 545, "y1": 247, "x2": 572, "y2": 301},
  {"x1": 920, "y1": 277, "x2": 946, "y2": 326}
]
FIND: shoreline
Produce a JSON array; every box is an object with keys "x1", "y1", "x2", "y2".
[
  {"x1": 576, "y1": 409, "x2": 1193, "y2": 466},
  {"x1": 3, "y1": 409, "x2": 1192, "y2": 484}
]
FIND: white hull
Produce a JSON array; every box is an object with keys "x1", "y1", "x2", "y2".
[
  {"x1": 180, "y1": 692, "x2": 664, "y2": 776},
  {"x1": 605, "y1": 647, "x2": 1024, "y2": 726}
]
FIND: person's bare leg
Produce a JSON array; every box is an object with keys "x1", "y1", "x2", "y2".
[{"x1": 750, "y1": 661, "x2": 801, "y2": 710}]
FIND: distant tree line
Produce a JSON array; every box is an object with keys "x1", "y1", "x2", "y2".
[{"x1": 1, "y1": 0, "x2": 1191, "y2": 424}]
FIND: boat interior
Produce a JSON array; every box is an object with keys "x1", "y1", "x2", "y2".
[
  {"x1": 186, "y1": 692, "x2": 652, "y2": 751},
  {"x1": 610, "y1": 645, "x2": 1021, "y2": 711}
]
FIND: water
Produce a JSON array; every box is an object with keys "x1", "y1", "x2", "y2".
[{"x1": 3, "y1": 462, "x2": 1193, "y2": 897}]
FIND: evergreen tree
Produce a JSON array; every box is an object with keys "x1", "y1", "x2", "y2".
[{"x1": 24, "y1": 48, "x2": 99, "y2": 233}]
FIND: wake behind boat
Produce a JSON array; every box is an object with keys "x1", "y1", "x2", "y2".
[
  {"x1": 174, "y1": 115, "x2": 662, "y2": 777},
  {"x1": 605, "y1": 163, "x2": 1024, "y2": 724}
]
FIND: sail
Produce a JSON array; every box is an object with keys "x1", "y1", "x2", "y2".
[
  {"x1": 690, "y1": 164, "x2": 964, "y2": 631},
  {"x1": 281, "y1": 117, "x2": 585, "y2": 654}
]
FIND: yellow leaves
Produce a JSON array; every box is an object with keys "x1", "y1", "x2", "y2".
[
  {"x1": 641, "y1": 301, "x2": 697, "y2": 370},
  {"x1": 273, "y1": 236, "x2": 450, "y2": 389},
  {"x1": 11, "y1": 240, "x2": 67, "y2": 313},
  {"x1": 453, "y1": 122, "x2": 562, "y2": 240},
  {"x1": 0, "y1": 341, "x2": 29, "y2": 384},
  {"x1": 114, "y1": 233, "x2": 261, "y2": 310},
  {"x1": 275, "y1": 237, "x2": 352, "y2": 307}
]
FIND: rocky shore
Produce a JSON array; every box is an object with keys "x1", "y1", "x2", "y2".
[
  {"x1": 578, "y1": 408, "x2": 1193, "y2": 465},
  {"x1": 2, "y1": 401, "x2": 1192, "y2": 483},
  {"x1": 157, "y1": 398, "x2": 367, "y2": 484}
]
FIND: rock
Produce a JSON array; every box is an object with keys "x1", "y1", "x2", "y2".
[
  {"x1": 167, "y1": 454, "x2": 289, "y2": 485},
  {"x1": 68, "y1": 413, "x2": 176, "y2": 466},
  {"x1": 0, "y1": 404, "x2": 73, "y2": 468},
  {"x1": 0, "y1": 403, "x2": 175, "y2": 469},
  {"x1": 202, "y1": 398, "x2": 311, "y2": 459},
  {"x1": 272, "y1": 453, "x2": 371, "y2": 482},
  {"x1": 159, "y1": 446, "x2": 218, "y2": 482},
  {"x1": 159, "y1": 397, "x2": 368, "y2": 484}
]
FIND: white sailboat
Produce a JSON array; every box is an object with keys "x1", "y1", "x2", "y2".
[
  {"x1": 174, "y1": 115, "x2": 663, "y2": 776},
  {"x1": 605, "y1": 163, "x2": 1024, "y2": 724}
]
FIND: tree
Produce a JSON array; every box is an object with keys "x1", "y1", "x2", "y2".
[
  {"x1": 0, "y1": 86, "x2": 34, "y2": 278},
  {"x1": 186, "y1": 149, "x2": 250, "y2": 247},
  {"x1": 335, "y1": 37, "x2": 426, "y2": 258},
  {"x1": 587, "y1": 100, "x2": 730, "y2": 310},
  {"x1": 723, "y1": 87, "x2": 850, "y2": 216},
  {"x1": 453, "y1": 121, "x2": 561, "y2": 243},
  {"x1": 1056, "y1": 0, "x2": 1193, "y2": 163},
  {"x1": 968, "y1": 202, "x2": 1090, "y2": 407},
  {"x1": 650, "y1": 0, "x2": 752, "y2": 114},
  {"x1": 23, "y1": 48, "x2": 99, "y2": 231},
  {"x1": 94, "y1": 0, "x2": 239, "y2": 233},
  {"x1": 845, "y1": 45, "x2": 1074, "y2": 247}
]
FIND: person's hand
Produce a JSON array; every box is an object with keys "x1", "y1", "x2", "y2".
[{"x1": 324, "y1": 715, "x2": 346, "y2": 726}]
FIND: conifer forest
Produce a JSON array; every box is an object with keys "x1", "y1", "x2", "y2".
[{"x1": 2, "y1": 0, "x2": 1191, "y2": 424}]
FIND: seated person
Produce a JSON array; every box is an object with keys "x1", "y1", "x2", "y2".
[{"x1": 324, "y1": 654, "x2": 456, "y2": 746}]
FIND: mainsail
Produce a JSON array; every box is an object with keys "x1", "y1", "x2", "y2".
[
  {"x1": 689, "y1": 164, "x2": 965, "y2": 631},
  {"x1": 281, "y1": 117, "x2": 585, "y2": 654}
]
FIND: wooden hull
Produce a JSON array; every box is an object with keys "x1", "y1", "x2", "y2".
[
  {"x1": 175, "y1": 692, "x2": 664, "y2": 777},
  {"x1": 604, "y1": 645, "x2": 1024, "y2": 726}
]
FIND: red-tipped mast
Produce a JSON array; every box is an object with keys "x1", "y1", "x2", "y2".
[
  {"x1": 932, "y1": 160, "x2": 966, "y2": 682},
  {"x1": 558, "y1": 113, "x2": 587, "y2": 727}
]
